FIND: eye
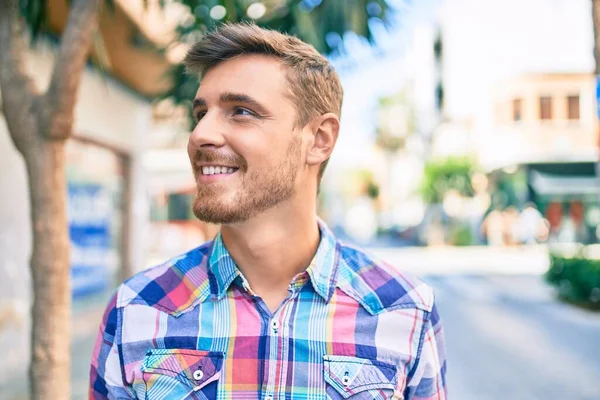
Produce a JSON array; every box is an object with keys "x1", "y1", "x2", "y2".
[
  {"x1": 195, "y1": 110, "x2": 207, "y2": 122},
  {"x1": 233, "y1": 107, "x2": 256, "y2": 117}
]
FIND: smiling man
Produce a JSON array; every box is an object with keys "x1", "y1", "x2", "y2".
[{"x1": 90, "y1": 23, "x2": 446, "y2": 400}]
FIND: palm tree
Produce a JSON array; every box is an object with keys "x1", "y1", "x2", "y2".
[
  {"x1": 0, "y1": 0, "x2": 394, "y2": 397},
  {"x1": 167, "y1": 0, "x2": 392, "y2": 124}
]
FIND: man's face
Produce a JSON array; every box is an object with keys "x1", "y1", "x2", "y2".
[{"x1": 188, "y1": 55, "x2": 304, "y2": 224}]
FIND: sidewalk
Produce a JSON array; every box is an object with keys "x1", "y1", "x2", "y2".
[
  {"x1": 370, "y1": 244, "x2": 551, "y2": 275},
  {"x1": 0, "y1": 291, "x2": 109, "y2": 400}
]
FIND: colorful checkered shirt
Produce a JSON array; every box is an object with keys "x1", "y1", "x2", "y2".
[{"x1": 90, "y1": 221, "x2": 446, "y2": 399}]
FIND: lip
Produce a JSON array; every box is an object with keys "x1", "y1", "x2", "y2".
[
  {"x1": 196, "y1": 163, "x2": 239, "y2": 169},
  {"x1": 196, "y1": 169, "x2": 238, "y2": 184}
]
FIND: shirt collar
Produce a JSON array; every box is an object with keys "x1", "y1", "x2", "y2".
[
  {"x1": 207, "y1": 218, "x2": 339, "y2": 302},
  {"x1": 207, "y1": 234, "x2": 240, "y2": 301}
]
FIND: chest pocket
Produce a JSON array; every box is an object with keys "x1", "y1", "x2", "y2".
[
  {"x1": 323, "y1": 355, "x2": 399, "y2": 400},
  {"x1": 141, "y1": 349, "x2": 224, "y2": 400}
]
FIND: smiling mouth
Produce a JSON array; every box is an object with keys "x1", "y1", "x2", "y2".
[{"x1": 200, "y1": 165, "x2": 239, "y2": 175}]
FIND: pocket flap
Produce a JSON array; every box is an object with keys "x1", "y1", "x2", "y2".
[
  {"x1": 142, "y1": 348, "x2": 224, "y2": 390},
  {"x1": 323, "y1": 355, "x2": 397, "y2": 398}
]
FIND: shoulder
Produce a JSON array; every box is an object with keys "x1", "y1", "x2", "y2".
[
  {"x1": 114, "y1": 241, "x2": 214, "y2": 316},
  {"x1": 336, "y1": 241, "x2": 435, "y2": 315}
]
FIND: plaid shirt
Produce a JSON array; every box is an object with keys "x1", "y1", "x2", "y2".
[{"x1": 90, "y1": 221, "x2": 446, "y2": 399}]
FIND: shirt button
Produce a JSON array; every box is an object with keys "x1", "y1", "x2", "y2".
[
  {"x1": 193, "y1": 369, "x2": 204, "y2": 381},
  {"x1": 342, "y1": 374, "x2": 351, "y2": 386},
  {"x1": 271, "y1": 320, "x2": 280, "y2": 333}
]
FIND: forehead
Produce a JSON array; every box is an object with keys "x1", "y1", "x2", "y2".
[{"x1": 195, "y1": 54, "x2": 292, "y2": 105}]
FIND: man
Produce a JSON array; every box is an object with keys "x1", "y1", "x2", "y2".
[{"x1": 90, "y1": 23, "x2": 446, "y2": 400}]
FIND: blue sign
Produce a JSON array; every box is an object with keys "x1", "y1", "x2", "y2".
[
  {"x1": 68, "y1": 183, "x2": 112, "y2": 297},
  {"x1": 596, "y1": 75, "x2": 600, "y2": 119}
]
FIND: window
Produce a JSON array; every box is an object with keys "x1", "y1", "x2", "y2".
[
  {"x1": 512, "y1": 99, "x2": 522, "y2": 122},
  {"x1": 567, "y1": 95, "x2": 580, "y2": 120},
  {"x1": 539, "y1": 96, "x2": 552, "y2": 120}
]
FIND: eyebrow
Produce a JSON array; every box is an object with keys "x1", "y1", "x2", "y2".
[{"x1": 193, "y1": 92, "x2": 270, "y2": 115}]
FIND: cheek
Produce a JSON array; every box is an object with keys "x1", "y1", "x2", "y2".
[{"x1": 229, "y1": 137, "x2": 279, "y2": 166}]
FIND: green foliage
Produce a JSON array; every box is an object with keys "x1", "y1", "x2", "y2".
[
  {"x1": 366, "y1": 179, "x2": 379, "y2": 200},
  {"x1": 374, "y1": 132, "x2": 404, "y2": 152},
  {"x1": 19, "y1": 0, "x2": 394, "y2": 128},
  {"x1": 19, "y1": 0, "x2": 47, "y2": 41},
  {"x1": 178, "y1": 0, "x2": 393, "y2": 55},
  {"x1": 354, "y1": 169, "x2": 380, "y2": 199},
  {"x1": 448, "y1": 223, "x2": 473, "y2": 246},
  {"x1": 546, "y1": 254, "x2": 600, "y2": 310},
  {"x1": 167, "y1": 0, "x2": 393, "y2": 127},
  {"x1": 420, "y1": 156, "x2": 478, "y2": 204}
]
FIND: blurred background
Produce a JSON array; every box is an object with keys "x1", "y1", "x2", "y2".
[{"x1": 1, "y1": 0, "x2": 600, "y2": 398}]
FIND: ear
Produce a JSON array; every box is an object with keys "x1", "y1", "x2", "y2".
[{"x1": 305, "y1": 113, "x2": 340, "y2": 168}]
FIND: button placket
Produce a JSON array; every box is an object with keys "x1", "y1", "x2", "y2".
[{"x1": 270, "y1": 319, "x2": 280, "y2": 335}]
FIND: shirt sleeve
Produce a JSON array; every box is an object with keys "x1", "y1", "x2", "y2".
[
  {"x1": 89, "y1": 290, "x2": 135, "y2": 399},
  {"x1": 404, "y1": 298, "x2": 447, "y2": 400}
]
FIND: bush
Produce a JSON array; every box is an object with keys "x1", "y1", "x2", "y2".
[
  {"x1": 545, "y1": 254, "x2": 600, "y2": 310},
  {"x1": 449, "y1": 223, "x2": 474, "y2": 246},
  {"x1": 420, "y1": 156, "x2": 478, "y2": 204}
]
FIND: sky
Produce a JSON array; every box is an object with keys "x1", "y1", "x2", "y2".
[{"x1": 328, "y1": 0, "x2": 441, "y2": 169}]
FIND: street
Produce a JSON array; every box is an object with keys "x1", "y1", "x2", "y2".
[
  {"x1": 1, "y1": 248, "x2": 600, "y2": 399},
  {"x1": 425, "y1": 274, "x2": 600, "y2": 400}
]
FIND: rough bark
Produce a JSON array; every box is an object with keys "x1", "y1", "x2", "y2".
[
  {"x1": 0, "y1": 0, "x2": 101, "y2": 397},
  {"x1": 120, "y1": 155, "x2": 136, "y2": 282},
  {"x1": 0, "y1": 0, "x2": 39, "y2": 156},
  {"x1": 43, "y1": 0, "x2": 103, "y2": 141},
  {"x1": 27, "y1": 140, "x2": 72, "y2": 399}
]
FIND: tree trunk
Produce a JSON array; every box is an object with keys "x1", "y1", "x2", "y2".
[
  {"x1": 0, "y1": 0, "x2": 101, "y2": 396},
  {"x1": 26, "y1": 139, "x2": 72, "y2": 400},
  {"x1": 120, "y1": 154, "x2": 135, "y2": 282}
]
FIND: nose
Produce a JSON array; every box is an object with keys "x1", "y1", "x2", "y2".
[{"x1": 189, "y1": 110, "x2": 227, "y2": 149}]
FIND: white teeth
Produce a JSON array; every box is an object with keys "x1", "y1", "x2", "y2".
[{"x1": 201, "y1": 166, "x2": 237, "y2": 175}]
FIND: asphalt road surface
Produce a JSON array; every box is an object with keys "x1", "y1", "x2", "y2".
[{"x1": 424, "y1": 274, "x2": 600, "y2": 400}]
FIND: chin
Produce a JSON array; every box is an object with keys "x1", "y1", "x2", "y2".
[{"x1": 192, "y1": 200, "x2": 252, "y2": 225}]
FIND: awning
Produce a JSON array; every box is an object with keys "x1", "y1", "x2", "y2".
[{"x1": 530, "y1": 170, "x2": 600, "y2": 196}]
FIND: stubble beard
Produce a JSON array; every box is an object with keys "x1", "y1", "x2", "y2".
[{"x1": 192, "y1": 137, "x2": 302, "y2": 224}]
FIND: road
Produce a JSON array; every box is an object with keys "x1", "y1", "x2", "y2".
[
  {"x1": 2, "y1": 247, "x2": 600, "y2": 399},
  {"x1": 424, "y1": 274, "x2": 600, "y2": 400}
]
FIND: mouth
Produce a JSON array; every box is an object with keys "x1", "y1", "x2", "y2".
[
  {"x1": 196, "y1": 164, "x2": 240, "y2": 184},
  {"x1": 199, "y1": 165, "x2": 239, "y2": 176}
]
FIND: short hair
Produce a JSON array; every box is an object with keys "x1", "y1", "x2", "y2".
[{"x1": 183, "y1": 22, "x2": 343, "y2": 183}]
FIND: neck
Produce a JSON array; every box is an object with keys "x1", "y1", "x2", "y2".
[{"x1": 220, "y1": 195, "x2": 320, "y2": 310}]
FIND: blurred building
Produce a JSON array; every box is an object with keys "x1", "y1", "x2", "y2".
[
  {"x1": 487, "y1": 72, "x2": 597, "y2": 167},
  {"x1": 421, "y1": 0, "x2": 600, "y2": 244},
  {"x1": 430, "y1": 0, "x2": 594, "y2": 161},
  {"x1": 0, "y1": 0, "x2": 185, "y2": 385},
  {"x1": 484, "y1": 72, "x2": 600, "y2": 243}
]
